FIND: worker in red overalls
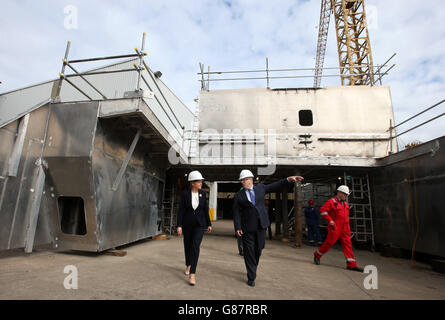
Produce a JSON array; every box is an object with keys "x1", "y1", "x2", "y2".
[{"x1": 313, "y1": 185, "x2": 363, "y2": 272}]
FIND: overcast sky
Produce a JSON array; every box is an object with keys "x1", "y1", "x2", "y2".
[{"x1": 1, "y1": 0, "x2": 444, "y2": 148}]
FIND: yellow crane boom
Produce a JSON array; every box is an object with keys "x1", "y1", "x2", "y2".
[{"x1": 314, "y1": 0, "x2": 375, "y2": 87}]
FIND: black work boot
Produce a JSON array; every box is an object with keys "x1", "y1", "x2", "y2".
[
  {"x1": 314, "y1": 254, "x2": 320, "y2": 265},
  {"x1": 347, "y1": 266, "x2": 364, "y2": 272}
]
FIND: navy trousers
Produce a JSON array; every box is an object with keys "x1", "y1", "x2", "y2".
[
  {"x1": 307, "y1": 221, "x2": 322, "y2": 243},
  {"x1": 242, "y1": 224, "x2": 266, "y2": 281},
  {"x1": 183, "y1": 224, "x2": 205, "y2": 273}
]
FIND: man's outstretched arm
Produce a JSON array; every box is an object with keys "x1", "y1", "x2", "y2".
[{"x1": 264, "y1": 176, "x2": 304, "y2": 193}]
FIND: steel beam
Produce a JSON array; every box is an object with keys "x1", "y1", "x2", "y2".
[
  {"x1": 112, "y1": 128, "x2": 142, "y2": 191},
  {"x1": 282, "y1": 187, "x2": 289, "y2": 239},
  {"x1": 275, "y1": 192, "x2": 282, "y2": 237},
  {"x1": 8, "y1": 114, "x2": 29, "y2": 177},
  {"x1": 24, "y1": 165, "x2": 46, "y2": 253},
  {"x1": 294, "y1": 178, "x2": 303, "y2": 247}
]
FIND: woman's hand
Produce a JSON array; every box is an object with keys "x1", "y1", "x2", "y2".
[
  {"x1": 207, "y1": 226, "x2": 212, "y2": 233},
  {"x1": 177, "y1": 227, "x2": 183, "y2": 236}
]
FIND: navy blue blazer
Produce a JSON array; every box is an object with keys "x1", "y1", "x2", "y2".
[
  {"x1": 177, "y1": 189, "x2": 211, "y2": 228},
  {"x1": 233, "y1": 178, "x2": 292, "y2": 233}
]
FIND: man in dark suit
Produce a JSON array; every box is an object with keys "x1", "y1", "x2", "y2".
[{"x1": 233, "y1": 169, "x2": 304, "y2": 287}]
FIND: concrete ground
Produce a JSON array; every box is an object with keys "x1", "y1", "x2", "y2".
[{"x1": 1, "y1": 219, "x2": 444, "y2": 300}]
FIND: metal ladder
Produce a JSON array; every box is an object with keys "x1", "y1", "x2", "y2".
[
  {"x1": 345, "y1": 173, "x2": 375, "y2": 247},
  {"x1": 188, "y1": 104, "x2": 200, "y2": 158},
  {"x1": 162, "y1": 186, "x2": 178, "y2": 235}
]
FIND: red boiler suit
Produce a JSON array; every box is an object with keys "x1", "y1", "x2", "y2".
[{"x1": 314, "y1": 196, "x2": 358, "y2": 268}]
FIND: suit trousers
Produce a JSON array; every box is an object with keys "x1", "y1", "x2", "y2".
[
  {"x1": 242, "y1": 222, "x2": 266, "y2": 281},
  {"x1": 183, "y1": 223, "x2": 205, "y2": 273}
]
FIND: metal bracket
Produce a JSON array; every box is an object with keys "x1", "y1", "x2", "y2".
[
  {"x1": 7, "y1": 114, "x2": 30, "y2": 177},
  {"x1": 430, "y1": 140, "x2": 440, "y2": 157},
  {"x1": 24, "y1": 164, "x2": 46, "y2": 253},
  {"x1": 111, "y1": 129, "x2": 142, "y2": 191}
]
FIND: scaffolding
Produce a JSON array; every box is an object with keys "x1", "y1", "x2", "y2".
[{"x1": 197, "y1": 56, "x2": 395, "y2": 90}]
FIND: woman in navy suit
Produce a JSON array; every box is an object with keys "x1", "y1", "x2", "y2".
[{"x1": 177, "y1": 170, "x2": 212, "y2": 285}]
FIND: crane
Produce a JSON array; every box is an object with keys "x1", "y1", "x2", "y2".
[{"x1": 314, "y1": 0, "x2": 375, "y2": 87}]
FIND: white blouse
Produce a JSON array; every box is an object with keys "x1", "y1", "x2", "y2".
[{"x1": 192, "y1": 191, "x2": 199, "y2": 210}]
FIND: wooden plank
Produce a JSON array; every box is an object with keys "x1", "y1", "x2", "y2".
[
  {"x1": 152, "y1": 234, "x2": 168, "y2": 240},
  {"x1": 103, "y1": 249, "x2": 127, "y2": 257}
]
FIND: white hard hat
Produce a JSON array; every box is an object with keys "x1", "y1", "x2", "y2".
[
  {"x1": 337, "y1": 185, "x2": 351, "y2": 195},
  {"x1": 188, "y1": 170, "x2": 204, "y2": 182},
  {"x1": 239, "y1": 169, "x2": 254, "y2": 180}
]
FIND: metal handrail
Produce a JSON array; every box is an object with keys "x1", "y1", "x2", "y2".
[
  {"x1": 55, "y1": 33, "x2": 186, "y2": 138},
  {"x1": 392, "y1": 112, "x2": 445, "y2": 139},
  {"x1": 143, "y1": 61, "x2": 184, "y2": 132},
  {"x1": 198, "y1": 72, "x2": 385, "y2": 82},
  {"x1": 392, "y1": 99, "x2": 445, "y2": 130},
  {"x1": 68, "y1": 53, "x2": 141, "y2": 64},
  {"x1": 198, "y1": 55, "x2": 396, "y2": 89},
  {"x1": 56, "y1": 38, "x2": 145, "y2": 101},
  {"x1": 389, "y1": 98, "x2": 445, "y2": 151},
  {"x1": 198, "y1": 65, "x2": 377, "y2": 75}
]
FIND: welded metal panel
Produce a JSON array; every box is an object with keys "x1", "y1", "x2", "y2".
[
  {"x1": 45, "y1": 156, "x2": 99, "y2": 252},
  {"x1": 25, "y1": 99, "x2": 165, "y2": 252},
  {"x1": 0, "y1": 105, "x2": 52, "y2": 250},
  {"x1": 371, "y1": 136, "x2": 445, "y2": 257},
  {"x1": 44, "y1": 101, "x2": 100, "y2": 157},
  {"x1": 42, "y1": 101, "x2": 100, "y2": 251},
  {"x1": 196, "y1": 86, "x2": 394, "y2": 166},
  {"x1": 92, "y1": 119, "x2": 164, "y2": 251},
  {"x1": 0, "y1": 121, "x2": 18, "y2": 247}
]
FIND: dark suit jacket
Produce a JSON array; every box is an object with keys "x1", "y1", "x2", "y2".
[
  {"x1": 233, "y1": 178, "x2": 291, "y2": 233},
  {"x1": 177, "y1": 189, "x2": 211, "y2": 228}
]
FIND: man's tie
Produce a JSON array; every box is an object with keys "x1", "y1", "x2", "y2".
[{"x1": 248, "y1": 189, "x2": 256, "y2": 206}]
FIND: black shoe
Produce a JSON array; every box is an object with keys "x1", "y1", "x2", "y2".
[
  {"x1": 314, "y1": 254, "x2": 320, "y2": 265},
  {"x1": 347, "y1": 266, "x2": 364, "y2": 272},
  {"x1": 239, "y1": 251, "x2": 244, "y2": 256},
  {"x1": 247, "y1": 280, "x2": 255, "y2": 287}
]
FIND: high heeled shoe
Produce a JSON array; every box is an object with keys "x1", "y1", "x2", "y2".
[
  {"x1": 189, "y1": 274, "x2": 196, "y2": 286},
  {"x1": 184, "y1": 266, "x2": 191, "y2": 275}
]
